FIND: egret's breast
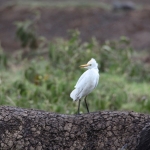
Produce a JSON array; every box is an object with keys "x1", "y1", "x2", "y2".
[{"x1": 80, "y1": 69, "x2": 99, "y2": 96}]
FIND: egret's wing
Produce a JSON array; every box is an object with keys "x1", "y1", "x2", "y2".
[
  {"x1": 70, "y1": 72, "x2": 88, "y2": 101},
  {"x1": 71, "y1": 69, "x2": 99, "y2": 101},
  {"x1": 94, "y1": 74, "x2": 99, "y2": 89},
  {"x1": 70, "y1": 89, "x2": 79, "y2": 101},
  {"x1": 75, "y1": 70, "x2": 89, "y2": 88},
  {"x1": 70, "y1": 71, "x2": 89, "y2": 100},
  {"x1": 76, "y1": 70, "x2": 99, "y2": 89}
]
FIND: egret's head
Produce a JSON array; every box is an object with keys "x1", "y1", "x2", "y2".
[{"x1": 80, "y1": 58, "x2": 98, "y2": 69}]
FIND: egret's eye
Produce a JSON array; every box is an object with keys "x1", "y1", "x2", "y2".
[{"x1": 89, "y1": 64, "x2": 92, "y2": 66}]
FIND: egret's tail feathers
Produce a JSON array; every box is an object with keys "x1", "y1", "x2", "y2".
[{"x1": 70, "y1": 89, "x2": 79, "y2": 101}]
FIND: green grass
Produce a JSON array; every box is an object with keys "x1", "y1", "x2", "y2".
[
  {"x1": 0, "y1": 28, "x2": 150, "y2": 114},
  {"x1": 0, "y1": 62, "x2": 150, "y2": 114},
  {"x1": 0, "y1": 51, "x2": 150, "y2": 114}
]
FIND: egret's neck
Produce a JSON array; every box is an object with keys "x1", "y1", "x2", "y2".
[{"x1": 90, "y1": 67, "x2": 99, "y2": 72}]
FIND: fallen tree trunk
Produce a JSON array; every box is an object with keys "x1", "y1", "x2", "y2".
[
  {"x1": 0, "y1": 106, "x2": 150, "y2": 150},
  {"x1": 136, "y1": 123, "x2": 150, "y2": 150}
]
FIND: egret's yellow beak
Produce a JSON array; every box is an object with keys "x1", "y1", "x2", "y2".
[{"x1": 80, "y1": 64, "x2": 90, "y2": 68}]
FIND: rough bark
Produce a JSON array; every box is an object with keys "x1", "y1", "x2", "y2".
[
  {"x1": 0, "y1": 106, "x2": 150, "y2": 150},
  {"x1": 136, "y1": 123, "x2": 150, "y2": 150}
]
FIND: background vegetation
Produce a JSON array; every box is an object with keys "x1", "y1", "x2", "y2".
[{"x1": 0, "y1": 18, "x2": 150, "y2": 114}]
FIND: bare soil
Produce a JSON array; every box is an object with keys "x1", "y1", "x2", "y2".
[{"x1": 0, "y1": 1, "x2": 150, "y2": 54}]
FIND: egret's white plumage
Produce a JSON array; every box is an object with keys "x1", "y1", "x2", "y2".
[{"x1": 70, "y1": 58, "x2": 99, "y2": 113}]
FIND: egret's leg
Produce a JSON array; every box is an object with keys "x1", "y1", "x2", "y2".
[
  {"x1": 84, "y1": 96, "x2": 89, "y2": 113},
  {"x1": 78, "y1": 99, "x2": 81, "y2": 115}
]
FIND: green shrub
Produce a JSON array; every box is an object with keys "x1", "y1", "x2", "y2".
[
  {"x1": 0, "y1": 48, "x2": 8, "y2": 70},
  {"x1": 0, "y1": 27, "x2": 150, "y2": 114}
]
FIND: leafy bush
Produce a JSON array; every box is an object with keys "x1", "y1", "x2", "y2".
[
  {"x1": 0, "y1": 25, "x2": 150, "y2": 114},
  {"x1": 15, "y1": 20, "x2": 38, "y2": 49},
  {"x1": 0, "y1": 47, "x2": 8, "y2": 70},
  {"x1": 48, "y1": 31, "x2": 150, "y2": 82},
  {"x1": 15, "y1": 11, "x2": 40, "y2": 50},
  {"x1": 15, "y1": 15, "x2": 150, "y2": 81}
]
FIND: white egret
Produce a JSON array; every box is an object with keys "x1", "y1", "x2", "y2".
[{"x1": 70, "y1": 58, "x2": 99, "y2": 114}]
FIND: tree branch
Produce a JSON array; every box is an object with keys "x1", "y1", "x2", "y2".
[{"x1": 0, "y1": 106, "x2": 149, "y2": 150}]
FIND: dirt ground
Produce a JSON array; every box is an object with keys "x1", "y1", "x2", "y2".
[{"x1": 0, "y1": 1, "x2": 150, "y2": 54}]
